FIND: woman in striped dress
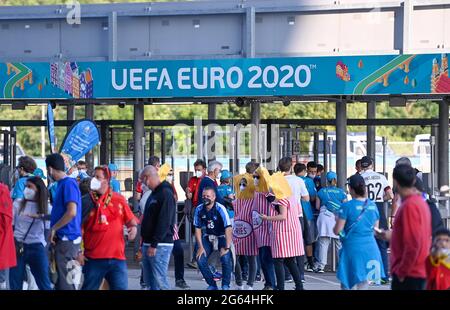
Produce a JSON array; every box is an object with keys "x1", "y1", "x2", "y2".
[
  {"x1": 260, "y1": 172, "x2": 304, "y2": 290},
  {"x1": 232, "y1": 173, "x2": 258, "y2": 289},
  {"x1": 252, "y1": 166, "x2": 277, "y2": 290}
]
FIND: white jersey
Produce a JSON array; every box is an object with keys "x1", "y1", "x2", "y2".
[
  {"x1": 361, "y1": 169, "x2": 390, "y2": 202},
  {"x1": 285, "y1": 175, "x2": 309, "y2": 217}
]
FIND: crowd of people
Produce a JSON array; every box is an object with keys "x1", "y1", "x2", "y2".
[{"x1": 0, "y1": 152, "x2": 449, "y2": 291}]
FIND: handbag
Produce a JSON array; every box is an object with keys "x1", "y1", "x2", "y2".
[
  {"x1": 14, "y1": 218, "x2": 35, "y2": 257},
  {"x1": 339, "y1": 199, "x2": 369, "y2": 242}
]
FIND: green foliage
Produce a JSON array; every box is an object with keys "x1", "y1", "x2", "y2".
[{"x1": 0, "y1": 101, "x2": 438, "y2": 157}]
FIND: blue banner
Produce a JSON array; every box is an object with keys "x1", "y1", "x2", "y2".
[
  {"x1": 0, "y1": 54, "x2": 448, "y2": 99},
  {"x1": 59, "y1": 119, "x2": 99, "y2": 171},
  {"x1": 47, "y1": 103, "x2": 56, "y2": 153}
]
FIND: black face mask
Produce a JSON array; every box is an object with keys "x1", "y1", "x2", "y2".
[
  {"x1": 202, "y1": 198, "x2": 212, "y2": 206},
  {"x1": 266, "y1": 195, "x2": 275, "y2": 204}
]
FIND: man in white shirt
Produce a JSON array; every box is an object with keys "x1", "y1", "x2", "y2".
[
  {"x1": 278, "y1": 157, "x2": 310, "y2": 283},
  {"x1": 360, "y1": 156, "x2": 393, "y2": 285}
]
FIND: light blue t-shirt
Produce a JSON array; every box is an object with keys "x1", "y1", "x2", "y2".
[
  {"x1": 110, "y1": 177, "x2": 121, "y2": 193},
  {"x1": 11, "y1": 176, "x2": 30, "y2": 200},
  {"x1": 317, "y1": 186, "x2": 347, "y2": 213},
  {"x1": 338, "y1": 199, "x2": 380, "y2": 238},
  {"x1": 301, "y1": 176, "x2": 317, "y2": 200}
]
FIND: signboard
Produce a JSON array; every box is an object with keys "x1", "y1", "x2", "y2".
[
  {"x1": 127, "y1": 140, "x2": 134, "y2": 154},
  {"x1": 47, "y1": 103, "x2": 56, "y2": 153},
  {"x1": 0, "y1": 53, "x2": 448, "y2": 99},
  {"x1": 292, "y1": 140, "x2": 301, "y2": 156},
  {"x1": 59, "y1": 119, "x2": 100, "y2": 171}
]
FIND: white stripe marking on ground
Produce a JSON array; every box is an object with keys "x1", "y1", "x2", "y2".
[{"x1": 305, "y1": 274, "x2": 341, "y2": 286}]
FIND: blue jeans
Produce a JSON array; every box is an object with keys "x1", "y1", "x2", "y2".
[
  {"x1": 376, "y1": 238, "x2": 390, "y2": 280},
  {"x1": 259, "y1": 246, "x2": 276, "y2": 289},
  {"x1": 142, "y1": 244, "x2": 174, "y2": 290},
  {"x1": 82, "y1": 258, "x2": 128, "y2": 290},
  {"x1": 196, "y1": 236, "x2": 232, "y2": 289},
  {"x1": 9, "y1": 243, "x2": 52, "y2": 290}
]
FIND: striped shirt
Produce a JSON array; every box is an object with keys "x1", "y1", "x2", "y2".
[
  {"x1": 252, "y1": 192, "x2": 274, "y2": 248},
  {"x1": 270, "y1": 198, "x2": 304, "y2": 258},
  {"x1": 233, "y1": 198, "x2": 258, "y2": 256}
]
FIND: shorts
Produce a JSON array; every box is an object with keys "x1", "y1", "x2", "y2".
[{"x1": 300, "y1": 216, "x2": 317, "y2": 246}]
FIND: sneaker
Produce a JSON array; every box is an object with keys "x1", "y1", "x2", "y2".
[
  {"x1": 285, "y1": 277, "x2": 293, "y2": 283},
  {"x1": 315, "y1": 268, "x2": 325, "y2": 273},
  {"x1": 305, "y1": 263, "x2": 315, "y2": 272},
  {"x1": 140, "y1": 284, "x2": 148, "y2": 290},
  {"x1": 175, "y1": 279, "x2": 190, "y2": 289},
  {"x1": 255, "y1": 274, "x2": 262, "y2": 282},
  {"x1": 207, "y1": 285, "x2": 219, "y2": 290},
  {"x1": 380, "y1": 278, "x2": 390, "y2": 285},
  {"x1": 236, "y1": 285, "x2": 244, "y2": 290},
  {"x1": 262, "y1": 285, "x2": 274, "y2": 290},
  {"x1": 187, "y1": 261, "x2": 198, "y2": 269},
  {"x1": 0, "y1": 282, "x2": 6, "y2": 290},
  {"x1": 301, "y1": 279, "x2": 306, "y2": 283},
  {"x1": 242, "y1": 274, "x2": 248, "y2": 282}
]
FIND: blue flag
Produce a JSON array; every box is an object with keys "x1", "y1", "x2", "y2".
[
  {"x1": 59, "y1": 119, "x2": 99, "y2": 171},
  {"x1": 47, "y1": 103, "x2": 56, "y2": 153}
]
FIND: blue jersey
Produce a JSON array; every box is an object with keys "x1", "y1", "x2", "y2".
[
  {"x1": 338, "y1": 199, "x2": 379, "y2": 239},
  {"x1": 11, "y1": 176, "x2": 29, "y2": 200},
  {"x1": 317, "y1": 186, "x2": 347, "y2": 213},
  {"x1": 217, "y1": 184, "x2": 234, "y2": 200},
  {"x1": 301, "y1": 176, "x2": 317, "y2": 200},
  {"x1": 194, "y1": 202, "x2": 232, "y2": 236},
  {"x1": 110, "y1": 177, "x2": 121, "y2": 193},
  {"x1": 50, "y1": 177, "x2": 82, "y2": 241}
]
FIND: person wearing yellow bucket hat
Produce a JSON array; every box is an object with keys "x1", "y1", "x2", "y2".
[
  {"x1": 232, "y1": 173, "x2": 258, "y2": 290},
  {"x1": 251, "y1": 166, "x2": 276, "y2": 290},
  {"x1": 259, "y1": 167, "x2": 304, "y2": 290}
]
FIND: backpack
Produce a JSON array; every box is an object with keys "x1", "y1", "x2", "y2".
[{"x1": 426, "y1": 198, "x2": 445, "y2": 237}]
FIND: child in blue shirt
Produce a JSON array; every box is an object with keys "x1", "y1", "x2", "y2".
[{"x1": 217, "y1": 170, "x2": 235, "y2": 219}]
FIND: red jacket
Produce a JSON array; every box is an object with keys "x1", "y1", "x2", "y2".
[
  {"x1": 391, "y1": 194, "x2": 432, "y2": 279},
  {"x1": 426, "y1": 255, "x2": 450, "y2": 290},
  {"x1": 0, "y1": 183, "x2": 16, "y2": 269}
]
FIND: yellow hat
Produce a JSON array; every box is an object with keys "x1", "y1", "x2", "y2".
[
  {"x1": 233, "y1": 173, "x2": 255, "y2": 200},
  {"x1": 254, "y1": 166, "x2": 271, "y2": 193},
  {"x1": 158, "y1": 163, "x2": 172, "y2": 182},
  {"x1": 269, "y1": 172, "x2": 292, "y2": 200}
]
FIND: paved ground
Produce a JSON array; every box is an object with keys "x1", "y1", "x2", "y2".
[{"x1": 127, "y1": 267, "x2": 390, "y2": 290}]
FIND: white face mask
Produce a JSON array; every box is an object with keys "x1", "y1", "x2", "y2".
[
  {"x1": 240, "y1": 185, "x2": 246, "y2": 192},
  {"x1": 69, "y1": 170, "x2": 78, "y2": 178},
  {"x1": 79, "y1": 169, "x2": 87, "y2": 174},
  {"x1": 90, "y1": 177, "x2": 102, "y2": 191},
  {"x1": 195, "y1": 171, "x2": 203, "y2": 178},
  {"x1": 217, "y1": 172, "x2": 222, "y2": 180},
  {"x1": 24, "y1": 187, "x2": 36, "y2": 201},
  {"x1": 253, "y1": 178, "x2": 259, "y2": 187},
  {"x1": 166, "y1": 176, "x2": 174, "y2": 183}
]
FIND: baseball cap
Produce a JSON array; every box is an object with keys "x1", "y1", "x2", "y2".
[
  {"x1": 220, "y1": 169, "x2": 232, "y2": 180},
  {"x1": 347, "y1": 173, "x2": 366, "y2": 189},
  {"x1": 33, "y1": 168, "x2": 46, "y2": 179},
  {"x1": 326, "y1": 171, "x2": 337, "y2": 182},
  {"x1": 360, "y1": 156, "x2": 373, "y2": 169},
  {"x1": 108, "y1": 163, "x2": 118, "y2": 172}
]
